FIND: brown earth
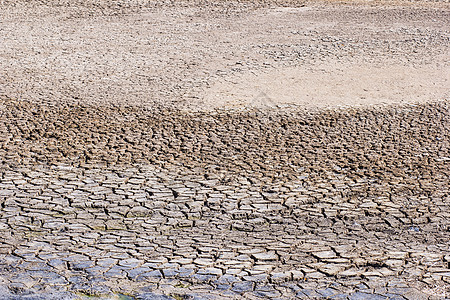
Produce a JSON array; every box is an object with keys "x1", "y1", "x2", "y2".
[
  {"x1": 0, "y1": 0, "x2": 448, "y2": 110},
  {"x1": 0, "y1": 0, "x2": 449, "y2": 299}
]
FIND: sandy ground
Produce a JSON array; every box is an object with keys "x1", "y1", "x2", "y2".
[
  {"x1": 0, "y1": 1, "x2": 450, "y2": 299},
  {"x1": 0, "y1": 0, "x2": 449, "y2": 110},
  {"x1": 204, "y1": 62, "x2": 449, "y2": 109}
]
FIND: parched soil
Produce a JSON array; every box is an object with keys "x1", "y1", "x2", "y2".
[
  {"x1": 0, "y1": 0, "x2": 449, "y2": 299},
  {"x1": 0, "y1": 0, "x2": 449, "y2": 109}
]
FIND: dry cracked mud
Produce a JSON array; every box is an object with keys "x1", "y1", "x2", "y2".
[{"x1": 0, "y1": 0, "x2": 449, "y2": 299}]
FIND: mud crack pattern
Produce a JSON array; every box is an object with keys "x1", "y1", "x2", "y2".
[{"x1": 0, "y1": 99, "x2": 449, "y2": 299}]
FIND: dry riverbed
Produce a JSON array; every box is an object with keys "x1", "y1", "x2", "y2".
[{"x1": 0, "y1": 0, "x2": 449, "y2": 299}]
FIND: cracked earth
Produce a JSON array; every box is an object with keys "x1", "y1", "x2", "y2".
[{"x1": 0, "y1": 0, "x2": 449, "y2": 299}]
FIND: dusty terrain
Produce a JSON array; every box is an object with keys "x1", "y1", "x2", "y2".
[
  {"x1": 0, "y1": 0, "x2": 449, "y2": 299},
  {"x1": 1, "y1": 0, "x2": 449, "y2": 109}
]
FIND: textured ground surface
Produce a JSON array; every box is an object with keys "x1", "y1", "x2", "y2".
[
  {"x1": 1, "y1": 99, "x2": 450, "y2": 299},
  {"x1": 0, "y1": 0, "x2": 449, "y2": 299},
  {"x1": 1, "y1": 0, "x2": 449, "y2": 109}
]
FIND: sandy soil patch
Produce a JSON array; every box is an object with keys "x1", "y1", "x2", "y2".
[
  {"x1": 202, "y1": 62, "x2": 449, "y2": 109},
  {"x1": 0, "y1": 0, "x2": 448, "y2": 110}
]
